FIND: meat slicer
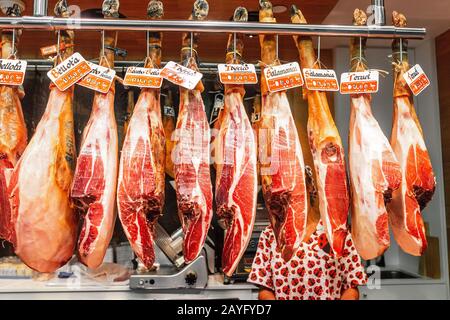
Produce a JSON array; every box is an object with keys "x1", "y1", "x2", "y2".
[{"x1": 129, "y1": 224, "x2": 215, "y2": 290}]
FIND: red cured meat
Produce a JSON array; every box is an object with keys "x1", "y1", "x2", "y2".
[
  {"x1": 387, "y1": 11, "x2": 436, "y2": 256},
  {"x1": 71, "y1": 89, "x2": 118, "y2": 269},
  {"x1": 215, "y1": 90, "x2": 257, "y2": 276},
  {"x1": 117, "y1": 89, "x2": 165, "y2": 268},
  {"x1": 173, "y1": 88, "x2": 213, "y2": 263}
]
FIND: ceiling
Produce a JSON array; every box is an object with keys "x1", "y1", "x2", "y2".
[{"x1": 6, "y1": 0, "x2": 339, "y2": 62}]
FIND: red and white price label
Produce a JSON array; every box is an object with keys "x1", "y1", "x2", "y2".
[
  {"x1": 78, "y1": 62, "x2": 116, "y2": 93},
  {"x1": 47, "y1": 53, "x2": 92, "y2": 91},
  {"x1": 0, "y1": 59, "x2": 27, "y2": 86},
  {"x1": 218, "y1": 63, "x2": 258, "y2": 85},
  {"x1": 303, "y1": 68, "x2": 339, "y2": 92},
  {"x1": 160, "y1": 61, "x2": 203, "y2": 90},
  {"x1": 123, "y1": 67, "x2": 163, "y2": 88},
  {"x1": 340, "y1": 71, "x2": 379, "y2": 94},
  {"x1": 264, "y1": 62, "x2": 304, "y2": 92},
  {"x1": 403, "y1": 64, "x2": 430, "y2": 96}
]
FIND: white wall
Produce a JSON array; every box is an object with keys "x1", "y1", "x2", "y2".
[{"x1": 334, "y1": 41, "x2": 448, "y2": 287}]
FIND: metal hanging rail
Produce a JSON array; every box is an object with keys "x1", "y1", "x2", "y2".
[{"x1": 0, "y1": 16, "x2": 426, "y2": 39}]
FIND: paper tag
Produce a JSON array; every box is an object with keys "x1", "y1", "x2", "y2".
[
  {"x1": 164, "y1": 105, "x2": 175, "y2": 117},
  {"x1": 403, "y1": 64, "x2": 430, "y2": 96},
  {"x1": 123, "y1": 67, "x2": 163, "y2": 88},
  {"x1": 41, "y1": 45, "x2": 58, "y2": 57},
  {"x1": 160, "y1": 61, "x2": 203, "y2": 90},
  {"x1": 47, "y1": 53, "x2": 92, "y2": 91},
  {"x1": 251, "y1": 113, "x2": 261, "y2": 123},
  {"x1": 78, "y1": 62, "x2": 116, "y2": 93},
  {"x1": 264, "y1": 62, "x2": 304, "y2": 92},
  {"x1": 218, "y1": 64, "x2": 258, "y2": 85},
  {"x1": 340, "y1": 71, "x2": 379, "y2": 94},
  {"x1": 303, "y1": 68, "x2": 339, "y2": 91},
  {"x1": 0, "y1": 59, "x2": 27, "y2": 86},
  {"x1": 210, "y1": 94, "x2": 224, "y2": 124}
]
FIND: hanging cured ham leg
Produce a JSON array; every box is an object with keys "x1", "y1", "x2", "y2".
[
  {"x1": 387, "y1": 11, "x2": 436, "y2": 256},
  {"x1": 215, "y1": 7, "x2": 257, "y2": 276},
  {"x1": 117, "y1": 0, "x2": 165, "y2": 269},
  {"x1": 173, "y1": 0, "x2": 213, "y2": 264},
  {"x1": 8, "y1": 1, "x2": 77, "y2": 273},
  {"x1": 0, "y1": 5, "x2": 28, "y2": 243},
  {"x1": 348, "y1": 10, "x2": 401, "y2": 260},
  {"x1": 71, "y1": 1, "x2": 120, "y2": 269},
  {"x1": 291, "y1": 5, "x2": 349, "y2": 256},
  {"x1": 259, "y1": 1, "x2": 308, "y2": 261}
]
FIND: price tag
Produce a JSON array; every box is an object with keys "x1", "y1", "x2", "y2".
[
  {"x1": 47, "y1": 53, "x2": 92, "y2": 92},
  {"x1": 218, "y1": 63, "x2": 258, "y2": 85},
  {"x1": 303, "y1": 68, "x2": 339, "y2": 92},
  {"x1": 0, "y1": 59, "x2": 27, "y2": 86},
  {"x1": 264, "y1": 62, "x2": 304, "y2": 92},
  {"x1": 123, "y1": 67, "x2": 163, "y2": 88},
  {"x1": 164, "y1": 105, "x2": 175, "y2": 117},
  {"x1": 209, "y1": 94, "x2": 224, "y2": 125},
  {"x1": 160, "y1": 61, "x2": 203, "y2": 90},
  {"x1": 340, "y1": 71, "x2": 379, "y2": 94},
  {"x1": 403, "y1": 64, "x2": 430, "y2": 96},
  {"x1": 78, "y1": 62, "x2": 116, "y2": 94}
]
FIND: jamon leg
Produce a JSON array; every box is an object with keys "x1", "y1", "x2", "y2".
[
  {"x1": 291, "y1": 4, "x2": 349, "y2": 256},
  {"x1": 0, "y1": 6, "x2": 28, "y2": 243},
  {"x1": 258, "y1": 1, "x2": 308, "y2": 261},
  {"x1": 215, "y1": 7, "x2": 257, "y2": 276},
  {"x1": 117, "y1": 0, "x2": 166, "y2": 269},
  {"x1": 173, "y1": 0, "x2": 213, "y2": 264},
  {"x1": 7, "y1": 1, "x2": 77, "y2": 273},
  {"x1": 71, "y1": 1, "x2": 119, "y2": 269},
  {"x1": 388, "y1": 11, "x2": 436, "y2": 256},
  {"x1": 348, "y1": 9, "x2": 401, "y2": 260}
]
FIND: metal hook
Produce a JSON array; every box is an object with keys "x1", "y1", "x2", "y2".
[
  {"x1": 359, "y1": 37, "x2": 362, "y2": 63},
  {"x1": 233, "y1": 32, "x2": 237, "y2": 62},
  {"x1": 56, "y1": 30, "x2": 61, "y2": 62},
  {"x1": 275, "y1": 34, "x2": 279, "y2": 61},
  {"x1": 400, "y1": 39, "x2": 403, "y2": 63},
  {"x1": 11, "y1": 29, "x2": 16, "y2": 58},
  {"x1": 317, "y1": 36, "x2": 321, "y2": 64},
  {"x1": 101, "y1": 30, "x2": 105, "y2": 58},
  {"x1": 146, "y1": 31, "x2": 150, "y2": 59},
  {"x1": 190, "y1": 32, "x2": 194, "y2": 59}
]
